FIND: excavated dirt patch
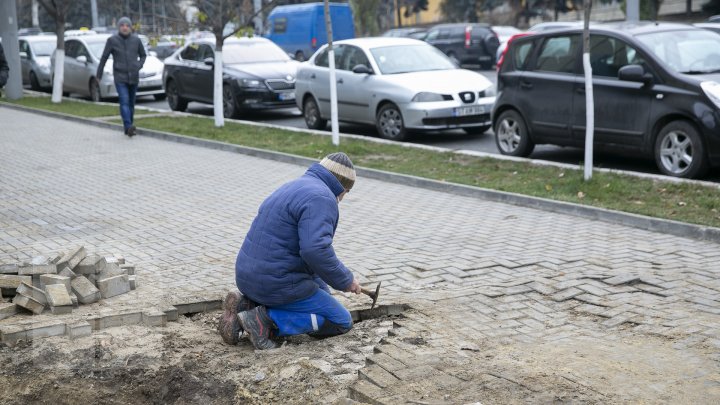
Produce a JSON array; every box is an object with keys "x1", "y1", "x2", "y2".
[{"x1": 0, "y1": 311, "x2": 396, "y2": 405}]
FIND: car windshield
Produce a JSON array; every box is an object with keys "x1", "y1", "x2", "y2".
[
  {"x1": 223, "y1": 42, "x2": 290, "y2": 64},
  {"x1": 30, "y1": 41, "x2": 56, "y2": 56},
  {"x1": 636, "y1": 29, "x2": 720, "y2": 74},
  {"x1": 370, "y1": 44, "x2": 456, "y2": 74}
]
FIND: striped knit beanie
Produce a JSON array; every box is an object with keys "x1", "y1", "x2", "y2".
[{"x1": 319, "y1": 152, "x2": 356, "y2": 191}]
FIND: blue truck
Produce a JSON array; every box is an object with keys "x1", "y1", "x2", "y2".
[{"x1": 265, "y1": 2, "x2": 355, "y2": 62}]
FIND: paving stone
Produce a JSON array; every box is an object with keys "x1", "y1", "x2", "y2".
[
  {"x1": 39, "y1": 274, "x2": 72, "y2": 295},
  {"x1": 66, "y1": 321, "x2": 92, "y2": 339},
  {"x1": 348, "y1": 379, "x2": 386, "y2": 405},
  {"x1": 58, "y1": 267, "x2": 77, "y2": 279},
  {"x1": 0, "y1": 275, "x2": 32, "y2": 289},
  {"x1": 142, "y1": 310, "x2": 167, "y2": 327},
  {"x1": 164, "y1": 307, "x2": 179, "y2": 321},
  {"x1": 70, "y1": 276, "x2": 101, "y2": 304},
  {"x1": 56, "y1": 246, "x2": 87, "y2": 272},
  {"x1": 87, "y1": 311, "x2": 143, "y2": 330},
  {"x1": 75, "y1": 255, "x2": 107, "y2": 276},
  {"x1": 551, "y1": 287, "x2": 584, "y2": 302},
  {"x1": 18, "y1": 263, "x2": 57, "y2": 276},
  {"x1": 357, "y1": 364, "x2": 400, "y2": 388},
  {"x1": 97, "y1": 275, "x2": 131, "y2": 299},
  {"x1": 12, "y1": 294, "x2": 45, "y2": 315},
  {"x1": 603, "y1": 274, "x2": 640, "y2": 286},
  {"x1": 50, "y1": 305, "x2": 72, "y2": 315},
  {"x1": 0, "y1": 264, "x2": 19, "y2": 274},
  {"x1": 129, "y1": 275, "x2": 137, "y2": 290},
  {"x1": 17, "y1": 282, "x2": 48, "y2": 305},
  {"x1": 367, "y1": 353, "x2": 406, "y2": 373},
  {"x1": 0, "y1": 302, "x2": 17, "y2": 320},
  {"x1": 98, "y1": 263, "x2": 127, "y2": 281},
  {"x1": 121, "y1": 264, "x2": 135, "y2": 275},
  {"x1": 44, "y1": 284, "x2": 73, "y2": 307}
]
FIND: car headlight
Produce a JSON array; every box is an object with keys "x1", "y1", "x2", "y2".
[
  {"x1": 238, "y1": 78, "x2": 263, "y2": 88},
  {"x1": 412, "y1": 92, "x2": 446, "y2": 102},
  {"x1": 479, "y1": 87, "x2": 496, "y2": 98},
  {"x1": 701, "y1": 81, "x2": 720, "y2": 109}
]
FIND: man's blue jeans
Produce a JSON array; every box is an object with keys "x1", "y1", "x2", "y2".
[
  {"x1": 267, "y1": 289, "x2": 353, "y2": 337},
  {"x1": 115, "y1": 82, "x2": 138, "y2": 131}
]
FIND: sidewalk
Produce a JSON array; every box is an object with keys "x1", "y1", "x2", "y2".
[{"x1": 1, "y1": 106, "x2": 719, "y2": 403}]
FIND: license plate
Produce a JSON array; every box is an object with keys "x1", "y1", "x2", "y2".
[
  {"x1": 453, "y1": 105, "x2": 485, "y2": 117},
  {"x1": 278, "y1": 92, "x2": 295, "y2": 101},
  {"x1": 140, "y1": 79, "x2": 161, "y2": 87}
]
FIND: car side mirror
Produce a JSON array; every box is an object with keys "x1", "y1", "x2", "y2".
[
  {"x1": 20, "y1": 51, "x2": 28, "y2": 59},
  {"x1": 76, "y1": 55, "x2": 88, "y2": 64},
  {"x1": 618, "y1": 64, "x2": 652, "y2": 84},
  {"x1": 352, "y1": 64, "x2": 373, "y2": 75},
  {"x1": 204, "y1": 57, "x2": 214, "y2": 67}
]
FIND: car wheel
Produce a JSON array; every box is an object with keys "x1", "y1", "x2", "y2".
[
  {"x1": 30, "y1": 71, "x2": 41, "y2": 91},
  {"x1": 166, "y1": 79, "x2": 188, "y2": 112},
  {"x1": 463, "y1": 125, "x2": 491, "y2": 136},
  {"x1": 654, "y1": 120, "x2": 708, "y2": 178},
  {"x1": 90, "y1": 79, "x2": 102, "y2": 102},
  {"x1": 376, "y1": 103, "x2": 409, "y2": 141},
  {"x1": 494, "y1": 110, "x2": 534, "y2": 157},
  {"x1": 295, "y1": 51, "x2": 305, "y2": 62},
  {"x1": 223, "y1": 85, "x2": 239, "y2": 119},
  {"x1": 303, "y1": 96, "x2": 327, "y2": 130},
  {"x1": 153, "y1": 94, "x2": 167, "y2": 101}
]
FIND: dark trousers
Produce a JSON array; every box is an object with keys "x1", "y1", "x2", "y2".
[{"x1": 115, "y1": 82, "x2": 138, "y2": 131}]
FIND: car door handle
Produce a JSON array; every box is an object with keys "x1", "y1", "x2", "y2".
[
  {"x1": 337, "y1": 78, "x2": 344, "y2": 84},
  {"x1": 520, "y1": 81, "x2": 533, "y2": 90},
  {"x1": 310, "y1": 73, "x2": 316, "y2": 79}
]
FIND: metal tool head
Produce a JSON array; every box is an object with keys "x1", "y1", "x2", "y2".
[{"x1": 370, "y1": 281, "x2": 381, "y2": 309}]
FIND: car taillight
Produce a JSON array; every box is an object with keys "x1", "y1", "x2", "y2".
[
  {"x1": 496, "y1": 32, "x2": 532, "y2": 71},
  {"x1": 465, "y1": 26, "x2": 472, "y2": 48},
  {"x1": 311, "y1": 37, "x2": 317, "y2": 48}
]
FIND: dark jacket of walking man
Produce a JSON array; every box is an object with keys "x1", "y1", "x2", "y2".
[
  {"x1": 97, "y1": 17, "x2": 146, "y2": 137},
  {"x1": 0, "y1": 43, "x2": 9, "y2": 91},
  {"x1": 219, "y1": 152, "x2": 362, "y2": 350}
]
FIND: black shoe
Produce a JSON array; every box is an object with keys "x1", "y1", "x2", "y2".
[
  {"x1": 127, "y1": 125, "x2": 136, "y2": 137},
  {"x1": 237, "y1": 306, "x2": 278, "y2": 350},
  {"x1": 124, "y1": 127, "x2": 128, "y2": 135}
]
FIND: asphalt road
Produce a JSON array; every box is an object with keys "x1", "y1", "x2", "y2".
[{"x1": 127, "y1": 69, "x2": 718, "y2": 181}]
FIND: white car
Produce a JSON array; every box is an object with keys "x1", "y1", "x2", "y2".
[
  {"x1": 52, "y1": 34, "x2": 165, "y2": 101},
  {"x1": 295, "y1": 37, "x2": 496, "y2": 141}
]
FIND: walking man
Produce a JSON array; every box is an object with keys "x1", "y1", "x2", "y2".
[
  {"x1": 219, "y1": 153, "x2": 362, "y2": 350},
  {"x1": 0, "y1": 42, "x2": 9, "y2": 93},
  {"x1": 97, "y1": 17, "x2": 146, "y2": 136}
]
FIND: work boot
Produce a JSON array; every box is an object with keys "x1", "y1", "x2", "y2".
[
  {"x1": 237, "y1": 306, "x2": 279, "y2": 350},
  {"x1": 218, "y1": 291, "x2": 243, "y2": 345},
  {"x1": 127, "y1": 125, "x2": 136, "y2": 137}
]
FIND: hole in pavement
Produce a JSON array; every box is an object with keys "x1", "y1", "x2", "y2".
[{"x1": 351, "y1": 304, "x2": 408, "y2": 323}]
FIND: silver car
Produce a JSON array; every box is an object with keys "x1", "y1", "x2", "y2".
[
  {"x1": 52, "y1": 34, "x2": 165, "y2": 101},
  {"x1": 295, "y1": 37, "x2": 495, "y2": 141},
  {"x1": 19, "y1": 35, "x2": 56, "y2": 90}
]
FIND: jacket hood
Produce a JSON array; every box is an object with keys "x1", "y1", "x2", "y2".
[{"x1": 306, "y1": 163, "x2": 345, "y2": 197}]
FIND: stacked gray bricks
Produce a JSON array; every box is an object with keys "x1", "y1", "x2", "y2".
[{"x1": 0, "y1": 246, "x2": 138, "y2": 319}]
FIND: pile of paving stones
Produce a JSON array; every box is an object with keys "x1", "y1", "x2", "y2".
[{"x1": 0, "y1": 246, "x2": 136, "y2": 320}]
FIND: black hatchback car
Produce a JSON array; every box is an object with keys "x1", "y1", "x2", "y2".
[
  {"x1": 162, "y1": 37, "x2": 300, "y2": 118},
  {"x1": 494, "y1": 22, "x2": 720, "y2": 178},
  {"x1": 423, "y1": 23, "x2": 500, "y2": 69}
]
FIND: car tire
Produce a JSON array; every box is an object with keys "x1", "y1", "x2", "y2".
[
  {"x1": 295, "y1": 51, "x2": 305, "y2": 62},
  {"x1": 654, "y1": 120, "x2": 708, "y2": 179},
  {"x1": 153, "y1": 94, "x2": 167, "y2": 101},
  {"x1": 303, "y1": 96, "x2": 327, "y2": 130},
  {"x1": 29, "y1": 71, "x2": 41, "y2": 91},
  {"x1": 494, "y1": 110, "x2": 534, "y2": 157},
  {"x1": 463, "y1": 125, "x2": 491, "y2": 136},
  {"x1": 223, "y1": 84, "x2": 239, "y2": 119},
  {"x1": 90, "y1": 79, "x2": 102, "y2": 102},
  {"x1": 166, "y1": 79, "x2": 188, "y2": 112},
  {"x1": 376, "y1": 103, "x2": 409, "y2": 141}
]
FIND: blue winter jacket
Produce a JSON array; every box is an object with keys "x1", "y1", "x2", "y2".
[{"x1": 235, "y1": 163, "x2": 354, "y2": 307}]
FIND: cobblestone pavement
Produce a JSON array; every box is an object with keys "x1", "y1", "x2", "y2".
[{"x1": 2, "y1": 107, "x2": 720, "y2": 402}]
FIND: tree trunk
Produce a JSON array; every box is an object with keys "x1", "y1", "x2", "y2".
[
  {"x1": 214, "y1": 30, "x2": 224, "y2": 127},
  {"x1": 582, "y1": 0, "x2": 594, "y2": 181},
  {"x1": 324, "y1": 0, "x2": 339, "y2": 146},
  {"x1": 51, "y1": 9, "x2": 66, "y2": 103}
]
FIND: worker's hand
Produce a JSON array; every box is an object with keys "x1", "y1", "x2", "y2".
[{"x1": 346, "y1": 278, "x2": 361, "y2": 294}]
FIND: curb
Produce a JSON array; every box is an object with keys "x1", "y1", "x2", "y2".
[{"x1": 2, "y1": 102, "x2": 719, "y2": 244}]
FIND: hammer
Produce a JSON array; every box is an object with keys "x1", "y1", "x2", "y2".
[{"x1": 360, "y1": 282, "x2": 382, "y2": 309}]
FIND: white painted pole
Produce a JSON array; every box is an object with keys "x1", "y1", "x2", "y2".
[
  {"x1": 91, "y1": 0, "x2": 99, "y2": 28},
  {"x1": 626, "y1": 0, "x2": 640, "y2": 22},
  {"x1": 324, "y1": 0, "x2": 339, "y2": 146},
  {"x1": 32, "y1": 0, "x2": 40, "y2": 28},
  {"x1": 51, "y1": 49, "x2": 64, "y2": 103},
  {"x1": 583, "y1": 0, "x2": 594, "y2": 181},
  {"x1": 213, "y1": 50, "x2": 224, "y2": 127}
]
